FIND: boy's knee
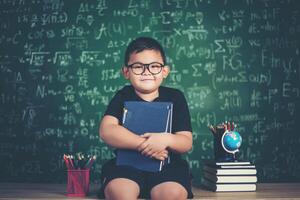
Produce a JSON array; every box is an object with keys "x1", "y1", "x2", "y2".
[
  {"x1": 104, "y1": 178, "x2": 140, "y2": 200},
  {"x1": 151, "y1": 182, "x2": 187, "y2": 200}
]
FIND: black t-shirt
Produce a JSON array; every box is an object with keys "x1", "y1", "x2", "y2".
[{"x1": 104, "y1": 85, "x2": 192, "y2": 133}]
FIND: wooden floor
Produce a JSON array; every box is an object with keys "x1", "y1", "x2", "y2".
[{"x1": 0, "y1": 183, "x2": 299, "y2": 199}]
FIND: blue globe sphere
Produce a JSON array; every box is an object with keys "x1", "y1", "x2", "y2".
[{"x1": 221, "y1": 131, "x2": 242, "y2": 153}]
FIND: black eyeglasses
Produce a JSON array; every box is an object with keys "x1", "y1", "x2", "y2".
[{"x1": 126, "y1": 62, "x2": 164, "y2": 75}]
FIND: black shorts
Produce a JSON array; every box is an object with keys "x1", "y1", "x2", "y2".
[{"x1": 98, "y1": 158, "x2": 194, "y2": 199}]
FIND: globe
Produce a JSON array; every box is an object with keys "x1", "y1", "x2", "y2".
[{"x1": 221, "y1": 130, "x2": 242, "y2": 154}]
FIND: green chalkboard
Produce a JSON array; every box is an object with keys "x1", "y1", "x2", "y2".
[{"x1": 0, "y1": 0, "x2": 299, "y2": 185}]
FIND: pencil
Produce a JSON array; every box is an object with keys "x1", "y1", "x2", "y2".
[{"x1": 208, "y1": 124, "x2": 216, "y2": 134}]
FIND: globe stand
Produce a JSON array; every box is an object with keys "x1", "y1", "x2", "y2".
[
  {"x1": 213, "y1": 129, "x2": 242, "y2": 162},
  {"x1": 221, "y1": 130, "x2": 239, "y2": 161}
]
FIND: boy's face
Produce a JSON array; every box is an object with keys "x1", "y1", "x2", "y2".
[{"x1": 122, "y1": 49, "x2": 169, "y2": 95}]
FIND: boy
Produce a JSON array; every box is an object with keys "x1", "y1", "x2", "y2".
[{"x1": 99, "y1": 37, "x2": 193, "y2": 199}]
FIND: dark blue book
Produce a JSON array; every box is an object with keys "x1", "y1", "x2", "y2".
[{"x1": 116, "y1": 101, "x2": 173, "y2": 172}]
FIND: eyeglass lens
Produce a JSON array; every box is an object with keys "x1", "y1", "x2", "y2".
[{"x1": 130, "y1": 63, "x2": 163, "y2": 75}]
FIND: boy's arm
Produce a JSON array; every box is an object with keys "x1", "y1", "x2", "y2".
[
  {"x1": 166, "y1": 131, "x2": 193, "y2": 153},
  {"x1": 99, "y1": 115, "x2": 146, "y2": 149},
  {"x1": 138, "y1": 131, "x2": 193, "y2": 156}
]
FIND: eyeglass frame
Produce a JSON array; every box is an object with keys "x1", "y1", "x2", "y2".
[{"x1": 125, "y1": 62, "x2": 165, "y2": 75}]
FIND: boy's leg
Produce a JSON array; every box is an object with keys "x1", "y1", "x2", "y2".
[
  {"x1": 99, "y1": 158, "x2": 146, "y2": 199},
  {"x1": 104, "y1": 178, "x2": 140, "y2": 200},
  {"x1": 150, "y1": 181, "x2": 187, "y2": 200},
  {"x1": 147, "y1": 158, "x2": 194, "y2": 199}
]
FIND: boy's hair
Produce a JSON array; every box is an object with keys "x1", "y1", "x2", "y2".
[{"x1": 124, "y1": 37, "x2": 166, "y2": 66}]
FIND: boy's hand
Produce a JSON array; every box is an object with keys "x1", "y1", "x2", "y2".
[
  {"x1": 137, "y1": 133, "x2": 169, "y2": 157},
  {"x1": 151, "y1": 150, "x2": 169, "y2": 161}
]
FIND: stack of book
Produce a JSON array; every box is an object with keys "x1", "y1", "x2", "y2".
[{"x1": 202, "y1": 160, "x2": 257, "y2": 192}]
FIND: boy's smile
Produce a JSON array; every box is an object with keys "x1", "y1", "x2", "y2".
[
  {"x1": 122, "y1": 50, "x2": 170, "y2": 101},
  {"x1": 140, "y1": 77, "x2": 155, "y2": 81}
]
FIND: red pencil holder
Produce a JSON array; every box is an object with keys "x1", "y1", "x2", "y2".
[{"x1": 67, "y1": 170, "x2": 90, "y2": 197}]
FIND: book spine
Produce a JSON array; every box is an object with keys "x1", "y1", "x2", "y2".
[
  {"x1": 167, "y1": 104, "x2": 173, "y2": 164},
  {"x1": 122, "y1": 108, "x2": 128, "y2": 125}
]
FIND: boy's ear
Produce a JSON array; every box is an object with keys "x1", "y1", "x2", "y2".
[
  {"x1": 162, "y1": 65, "x2": 170, "y2": 78},
  {"x1": 121, "y1": 66, "x2": 130, "y2": 79}
]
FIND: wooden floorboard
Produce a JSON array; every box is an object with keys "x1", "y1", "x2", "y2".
[{"x1": 0, "y1": 183, "x2": 299, "y2": 199}]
